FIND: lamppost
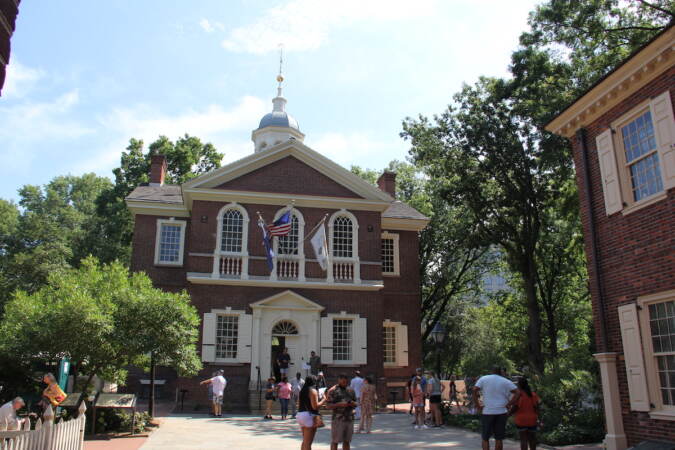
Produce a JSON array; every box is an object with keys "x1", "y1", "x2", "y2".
[{"x1": 429, "y1": 322, "x2": 446, "y2": 379}]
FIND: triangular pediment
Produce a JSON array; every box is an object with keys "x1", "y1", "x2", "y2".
[
  {"x1": 250, "y1": 290, "x2": 325, "y2": 311},
  {"x1": 182, "y1": 140, "x2": 393, "y2": 202}
]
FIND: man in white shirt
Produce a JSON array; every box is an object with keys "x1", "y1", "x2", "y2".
[
  {"x1": 290, "y1": 372, "x2": 305, "y2": 418},
  {"x1": 474, "y1": 367, "x2": 517, "y2": 450},
  {"x1": 349, "y1": 370, "x2": 364, "y2": 420},
  {"x1": 0, "y1": 397, "x2": 25, "y2": 430},
  {"x1": 200, "y1": 370, "x2": 227, "y2": 417}
]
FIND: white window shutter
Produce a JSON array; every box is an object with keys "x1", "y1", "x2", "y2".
[
  {"x1": 353, "y1": 318, "x2": 367, "y2": 365},
  {"x1": 595, "y1": 129, "x2": 623, "y2": 215},
  {"x1": 617, "y1": 304, "x2": 650, "y2": 411},
  {"x1": 396, "y1": 324, "x2": 409, "y2": 367},
  {"x1": 201, "y1": 313, "x2": 216, "y2": 363},
  {"x1": 321, "y1": 317, "x2": 333, "y2": 365},
  {"x1": 650, "y1": 90, "x2": 675, "y2": 190},
  {"x1": 237, "y1": 314, "x2": 252, "y2": 363}
]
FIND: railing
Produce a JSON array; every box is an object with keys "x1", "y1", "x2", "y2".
[
  {"x1": 212, "y1": 254, "x2": 247, "y2": 279},
  {"x1": 331, "y1": 258, "x2": 359, "y2": 283},
  {"x1": 0, "y1": 403, "x2": 86, "y2": 450},
  {"x1": 275, "y1": 256, "x2": 301, "y2": 280}
]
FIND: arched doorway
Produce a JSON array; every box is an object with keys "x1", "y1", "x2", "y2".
[{"x1": 271, "y1": 320, "x2": 299, "y2": 381}]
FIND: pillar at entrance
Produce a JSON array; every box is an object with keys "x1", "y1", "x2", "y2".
[{"x1": 594, "y1": 352, "x2": 628, "y2": 450}]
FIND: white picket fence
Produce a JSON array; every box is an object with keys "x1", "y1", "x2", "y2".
[{"x1": 0, "y1": 402, "x2": 86, "y2": 450}]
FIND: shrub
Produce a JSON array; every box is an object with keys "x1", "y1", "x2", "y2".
[{"x1": 92, "y1": 409, "x2": 152, "y2": 434}]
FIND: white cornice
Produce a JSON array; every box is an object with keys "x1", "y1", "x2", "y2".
[
  {"x1": 187, "y1": 273, "x2": 384, "y2": 291},
  {"x1": 126, "y1": 201, "x2": 190, "y2": 217},
  {"x1": 547, "y1": 28, "x2": 675, "y2": 138},
  {"x1": 381, "y1": 217, "x2": 429, "y2": 232}
]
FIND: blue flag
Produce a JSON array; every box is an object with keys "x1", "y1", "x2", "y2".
[{"x1": 258, "y1": 218, "x2": 274, "y2": 271}]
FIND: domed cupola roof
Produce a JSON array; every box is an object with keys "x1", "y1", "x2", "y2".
[{"x1": 258, "y1": 109, "x2": 299, "y2": 131}]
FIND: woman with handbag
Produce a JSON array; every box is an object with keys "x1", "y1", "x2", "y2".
[
  {"x1": 509, "y1": 377, "x2": 541, "y2": 450},
  {"x1": 297, "y1": 375, "x2": 326, "y2": 450}
]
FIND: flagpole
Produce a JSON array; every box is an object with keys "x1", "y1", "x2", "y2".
[{"x1": 303, "y1": 214, "x2": 329, "y2": 242}]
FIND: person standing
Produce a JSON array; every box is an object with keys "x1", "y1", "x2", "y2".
[
  {"x1": 326, "y1": 374, "x2": 357, "y2": 450},
  {"x1": 449, "y1": 375, "x2": 460, "y2": 411},
  {"x1": 316, "y1": 371, "x2": 327, "y2": 400},
  {"x1": 474, "y1": 367, "x2": 518, "y2": 450},
  {"x1": 264, "y1": 377, "x2": 276, "y2": 420},
  {"x1": 200, "y1": 369, "x2": 227, "y2": 417},
  {"x1": 357, "y1": 376, "x2": 377, "y2": 434},
  {"x1": 40, "y1": 373, "x2": 67, "y2": 414},
  {"x1": 510, "y1": 377, "x2": 541, "y2": 450},
  {"x1": 426, "y1": 371, "x2": 445, "y2": 427},
  {"x1": 309, "y1": 351, "x2": 321, "y2": 376},
  {"x1": 297, "y1": 375, "x2": 326, "y2": 450},
  {"x1": 277, "y1": 376, "x2": 292, "y2": 420},
  {"x1": 0, "y1": 397, "x2": 25, "y2": 430},
  {"x1": 277, "y1": 347, "x2": 291, "y2": 378},
  {"x1": 349, "y1": 370, "x2": 364, "y2": 420},
  {"x1": 411, "y1": 376, "x2": 426, "y2": 429},
  {"x1": 290, "y1": 372, "x2": 305, "y2": 419}
]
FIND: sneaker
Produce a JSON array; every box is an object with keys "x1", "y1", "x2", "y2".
[
  {"x1": 414, "y1": 425, "x2": 421, "y2": 430},
  {"x1": 422, "y1": 425, "x2": 429, "y2": 429}
]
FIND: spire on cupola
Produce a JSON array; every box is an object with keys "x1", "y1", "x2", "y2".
[{"x1": 252, "y1": 45, "x2": 305, "y2": 153}]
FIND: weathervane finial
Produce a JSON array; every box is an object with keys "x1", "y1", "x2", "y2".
[{"x1": 276, "y1": 43, "x2": 284, "y2": 95}]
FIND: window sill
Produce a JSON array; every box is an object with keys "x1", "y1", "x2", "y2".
[
  {"x1": 648, "y1": 410, "x2": 675, "y2": 421},
  {"x1": 382, "y1": 273, "x2": 400, "y2": 278},
  {"x1": 154, "y1": 262, "x2": 184, "y2": 268},
  {"x1": 328, "y1": 363, "x2": 361, "y2": 367},
  {"x1": 620, "y1": 191, "x2": 667, "y2": 216}
]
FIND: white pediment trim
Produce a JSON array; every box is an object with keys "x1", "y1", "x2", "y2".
[
  {"x1": 182, "y1": 140, "x2": 394, "y2": 203},
  {"x1": 250, "y1": 289, "x2": 325, "y2": 312}
]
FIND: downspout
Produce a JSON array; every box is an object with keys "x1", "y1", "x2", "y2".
[{"x1": 576, "y1": 128, "x2": 609, "y2": 352}]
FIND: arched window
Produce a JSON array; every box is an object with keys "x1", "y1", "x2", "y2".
[
  {"x1": 221, "y1": 209, "x2": 243, "y2": 253},
  {"x1": 328, "y1": 210, "x2": 360, "y2": 283},
  {"x1": 272, "y1": 320, "x2": 299, "y2": 336},
  {"x1": 213, "y1": 203, "x2": 250, "y2": 279},
  {"x1": 277, "y1": 215, "x2": 300, "y2": 255},
  {"x1": 332, "y1": 216, "x2": 354, "y2": 258}
]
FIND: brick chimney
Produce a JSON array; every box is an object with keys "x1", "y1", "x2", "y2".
[
  {"x1": 377, "y1": 170, "x2": 396, "y2": 197},
  {"x1": 149, "y1": 154, "x2": 168, "y2": 186}
]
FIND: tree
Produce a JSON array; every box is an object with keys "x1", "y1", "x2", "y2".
[{"x1": 0, "y1": 257, "x2": 201, "y2": 408}]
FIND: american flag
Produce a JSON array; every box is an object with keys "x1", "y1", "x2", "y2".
[{"x1": 268, "y1": 211, "x2": 292, "y2": 236}]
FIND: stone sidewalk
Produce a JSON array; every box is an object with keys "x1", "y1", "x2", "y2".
[{"x1": 140, "y1": 413, "x2": 524, "y2": 449}]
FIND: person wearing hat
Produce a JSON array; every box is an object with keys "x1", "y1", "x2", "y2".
[
  {"x1": 200, "y1": 369, "x2": 227, "y2": 417},
  {"x1": 349, "y1": 370, "x2": 364, "y2": 420}
]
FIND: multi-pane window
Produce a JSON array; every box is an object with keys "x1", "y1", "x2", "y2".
[
  {"x1": 333, "y1": 216, "x2": 353, "y2": 258},
  {"x1": 383, "y1": 326, "x2": 396, "y2": 364},
  {"x1": 277, "y1": 215, "x2": 299, "y2": 255},
  {"x1": 382, "y1": 238, "x2": 395, "y2": 274},
  {"x1": 158, "y1": 223, "x2": 182, "y2": 263},
  {"x1": 621, "y1": 110, "x2": 663, "y2": 202},
  {"x1": 333, "y1": 319, "x2": 353, "y2": 361},
  {"x1": 221, "y1": 209, "x2": 244, "y2": 253},
  {"x1": 216, "y1": 315, "x2": 239, "y2": 359},
  {"x1": 649, "y1": 301, "x2": 675, "y2": 406}
]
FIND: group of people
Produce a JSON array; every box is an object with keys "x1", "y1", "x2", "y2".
[
  {"x1": 0, "y1": 372, "x2": 68, "y2": 429},
  {"x1": 406, "y1": 367, "x2": 444, "y2": 429}
]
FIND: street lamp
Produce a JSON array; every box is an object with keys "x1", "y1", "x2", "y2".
[{"x1": 429, "y1": 322, "x2": 446, "y2": 378}]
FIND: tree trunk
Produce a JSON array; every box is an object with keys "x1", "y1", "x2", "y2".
[
  {"x1": 149, "y1": 352, "x2": 156, "y2": 418},
  {"x1": 544, "y1": 306, "x2": 559, "y2": 359},
  {"x1": 522, "y1": 262, "x2": 545, "y2": 374},
  {"x1": 75, "y1": 370, "x2": 97, "y2": 418}
]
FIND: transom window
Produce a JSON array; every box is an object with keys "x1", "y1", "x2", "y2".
[
  {"x1": 382, "y1": 238, "x2": 395, "y2": 273},
  {"x1": 333, "y1": 216, "x2": 353, "y2": 258},
  {"x1": 620, "y1": 110, "x2": 663, "y2": 202},
  {"x1": 383, "y1": 326, "x2": 396, "y2": 364},
  {"x1": 277, "y1": 215, "x2": 299, "y2": 255},
  {"x1": 158, "y1": 224, "x2": 182, "y2": 263},
  {"x1": 333, "y1": 319, "x2": 353, "y2": 361},
  {"x1": 221, "y1": 209, "x2": 244, "y2": 253},
  {"x1": 216, "y1": 315, "x2": 239, "y2": 360},
  {"x1": 272, "y1": 320, "x2": 298, "y2": 336},
  {"x1": 649, "y1": 301, "x2": 675, "y2": 406}
]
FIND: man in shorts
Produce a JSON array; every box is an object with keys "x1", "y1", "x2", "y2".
[
  {"x1": 200, "y1": 369, "x2": 227, "y2": 417},
  {"x1": 326, "y1": 374, "x2": 357, "y2": 450},
  {"x1": 474, "y1": 367, "x2": 517, "y2": 450},
  {"x1": 277, "y1": 347, "x2": 291, "y2": 377}
]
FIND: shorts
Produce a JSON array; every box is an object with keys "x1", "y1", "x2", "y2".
[
  {"x1": 331, "y1": 418, "x2": 354, "y2": 444},
  {"x1": 297, "y1": 411, "x2": 315, "y2": 428},
  {"x1": 413, "y1": 403, "x2": 424, "y2": 408},
  {"x1": 212, "y1": 394, "x2": 223, "y2": 405},
  {"x1": 430, "y1": 395, "x2": 442, "y2": 404},
  {"x1": 481, "y1": 414, "x2": 508, "y2": 440},
  {"x1": 280, "y1": 367, "x2": 289, "y2": 375},
  {"x1": 516, "y1": 425, "x2": 538, "y2": 432}
]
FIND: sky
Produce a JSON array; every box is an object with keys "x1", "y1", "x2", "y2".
[{"x1": 0, "y1": 0, "x2": 540, "y2": 201}]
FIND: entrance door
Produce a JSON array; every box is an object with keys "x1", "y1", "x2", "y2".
[
  {"x1": 271, "y1": 335, "x2": 301, "y2": 381},
  {"x1": 271, "y1": 336, "x2": 285, "y2": 381}
]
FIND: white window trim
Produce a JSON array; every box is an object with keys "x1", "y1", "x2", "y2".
[
  {"x1": 637, "y1": 289, "x2": 675, "y2": 419},
  {"x1": 328, "y1": 209, "x2": 360, "y2": 283},
  {"x1": 272, "y1": 207, "x2": 306, "y2": 281},
  {"x1": 381, "y1": 231, "x2": 400, "y2": 277},
  {"x1": 213, "y1": 203, "x2": 250, "y2": 279},
  {"x1": 326, "y1": 312, "x2": 359, "y2": 366},
  {"x1": 212, "y1": 308, "x2": 247, "y2": 364},
  {"x1": 382, "y1": 319, "x2": 398, "y2": 367},
  {"x1": 154, "y1": 218, "x2": 186, "y2": 266}
]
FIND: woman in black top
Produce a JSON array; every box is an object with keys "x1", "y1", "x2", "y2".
[{"x1": 297, "y1": 375, "x2": 325, "y2": 450}]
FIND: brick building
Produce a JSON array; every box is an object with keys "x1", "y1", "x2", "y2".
[
  {"x1": 125, "y1": 78, "x2": 428, "y2": 409},
  {"x1": 546, "y1": 27, "x2": 675, "y2": 449},
  {"x1": 0, "y1": 0, "x2": 21, "y2": 95}
]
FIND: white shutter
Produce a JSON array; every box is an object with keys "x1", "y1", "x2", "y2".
[
  {"x1": 321, "y1": 317, "x2": 333, "y2": 365},
  {"x1": 353, "y1": 317, "x2": 367, "y2": 365},
  {"x1": 201, "y1": 313, "x2": 216, "y2": 363},
  {"x1": 650, "y1": 90, "x2": 675, "y2": 190},
  {"x1": 595, "y1": 129, "x2": 623, "y2": 215},
  {"x1": 618, "y1": 304, "x2": 650, "y2": 411},
  {"x1": 237, "y1": 314, "x2": 252, "y2": 363},
  {"x1": 396, "y1": 324, "x2": 409, "y2": 367}
]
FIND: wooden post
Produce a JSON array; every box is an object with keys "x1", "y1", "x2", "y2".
[
  {"x1": 78, "y1": 401, "x2": 87, "y2": 450},
  {"x1": 43, "y1": 404, "x2": 54, "y2": 450}
]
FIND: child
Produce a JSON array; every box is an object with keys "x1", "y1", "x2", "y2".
[
  {"x1": 264, "y1": 377, "x2": 276, "y2": 420},
  {"x1": 411, "y1": 376, "x2": 427, "y2": 429}
]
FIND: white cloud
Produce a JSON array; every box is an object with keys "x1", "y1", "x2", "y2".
[
  {"x1": 3, "y1": 60, "x2": 46, "y2": 98},
  {"x1": 222, "y1": 0, "x2": 438, "y2": 54},
  {"x1": 305, "y1": 131, "x2": 407, "y2": 169},
  {"x1": 199, "y1": 18, "x2": 224, "y2": 33}
]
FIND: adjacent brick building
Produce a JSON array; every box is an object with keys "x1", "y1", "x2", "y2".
[
  {"x1": 546, "y1": 26, "x2": 675, "y2": 449},
  {"x1": 125, "y1": 80, "x2": 428, "y2": 410}
]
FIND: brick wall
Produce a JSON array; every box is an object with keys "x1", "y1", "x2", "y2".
[{"x1": 573, "y1": 67, "x2": 675, "y2": 444}]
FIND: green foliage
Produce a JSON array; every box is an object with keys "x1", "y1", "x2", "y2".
[{"x1": 92, "y1": 408, "x2": 152, "y2": 434}]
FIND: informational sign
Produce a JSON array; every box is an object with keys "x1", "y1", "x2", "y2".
[
  {"x1": 58, "y1": 358, "x2": 70, "y2": 391},
  {"x1": 95, "y1": 393, "x2": 136, "y2": 408}
]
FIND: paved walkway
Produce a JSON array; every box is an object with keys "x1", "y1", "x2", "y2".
[{"x1": 141, "y1": 413, "x2": 523, "y2": 449}]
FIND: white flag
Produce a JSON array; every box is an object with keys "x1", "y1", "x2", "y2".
[{"x1": 310, "y1": 223, "x2": 329, "y2": 271}]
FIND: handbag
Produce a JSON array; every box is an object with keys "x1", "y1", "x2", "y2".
[{"x1": 313, "y1": 414, "x2": 325, "y2": 428}]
